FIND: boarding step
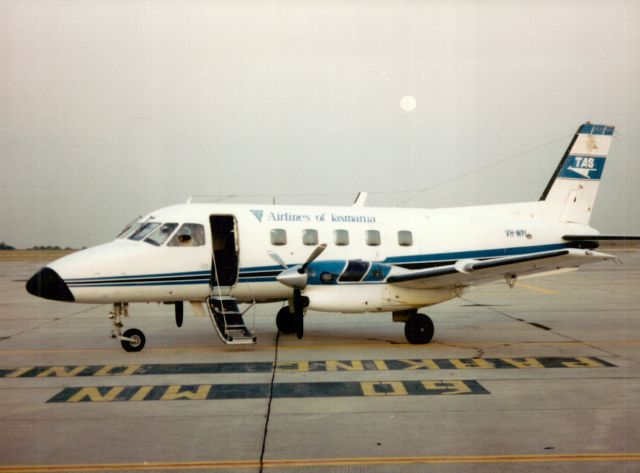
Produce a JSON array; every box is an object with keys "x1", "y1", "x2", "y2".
[{"x1": 207, "y1": 296, "x2": 256, "y2": 345}]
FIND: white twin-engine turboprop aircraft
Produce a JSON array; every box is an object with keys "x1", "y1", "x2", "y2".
[{"x1": 26, "y1": 123, "x2": 638, "y2": 351}]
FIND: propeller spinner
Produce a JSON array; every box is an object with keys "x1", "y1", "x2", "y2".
[{"x1": 270, "y1": 243, "x2": 327, "y2": 289}]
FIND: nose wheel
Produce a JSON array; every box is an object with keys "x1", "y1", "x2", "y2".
[
  {"x1": 120, "y1": 328, "x2": 146, "y2": 352},
  {"x1": 109, "y1": 303, "x2": 147, "y2": 352}
]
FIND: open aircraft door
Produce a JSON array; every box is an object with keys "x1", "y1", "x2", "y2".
[
  {"x1": 209, "y1": 215, "x2": 239, "y2": 289},
  {"x1": 207, "y1": 215, "x2": 255, "y2": 344}
]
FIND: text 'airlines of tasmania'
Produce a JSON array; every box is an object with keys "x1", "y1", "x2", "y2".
[{"x1": 27, "y1": 123, "x2": 640, "y2": 351}]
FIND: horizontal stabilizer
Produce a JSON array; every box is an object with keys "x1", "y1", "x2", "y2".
[
  {"x1": 388, "y1": 249, "x2": 614, "y2": 290},
  {"x1": 563, "y1": 235, "x2": 640, "y2": 241}
]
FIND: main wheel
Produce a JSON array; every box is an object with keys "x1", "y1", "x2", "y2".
[
  {"x1": 121, "y1": 328, "x2": 146, "y2": 352},
  {"x1": 276, "y1": 306, "x2": 296, "y2": 334},
  {"x1": 404, "y1": 314, "x2": 434, "y2": 344}
]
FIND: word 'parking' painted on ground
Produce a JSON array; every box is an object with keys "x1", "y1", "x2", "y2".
[
  {"x1": 48, "y1": 379, "x2": 489, "y2": 403},
  {"x1": 0, "y1": 356, "x2": 614, "y2": 378}
]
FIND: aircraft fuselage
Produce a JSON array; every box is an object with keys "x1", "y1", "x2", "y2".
[{"x1": 32, "y1": 200, "x2": 595, "y2": 313}]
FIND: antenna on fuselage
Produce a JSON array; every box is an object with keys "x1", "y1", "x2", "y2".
[{"x1": 353, "y1": 191, "x2": 367, "y2": 207}]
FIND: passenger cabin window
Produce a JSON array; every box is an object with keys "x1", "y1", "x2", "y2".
[
  {"x1": 129, "y1": 222, "x2": 161, "y2": 241},
  {"x1": 398, "y1": 230, "x2": 413, "y2": 247},
  {"x1": 167, "y1": 223, "x2": 205, "y2": 247},
  {"x1": 302, "y1": 229, "x2": 318, "y2": 246},
  {"x1": 145, "y1": 223, "x2": 178, "y2": 246},
  {"x1": 270, "y1": 228, "x2": 287, "y2": 246},
  {"x1": 334, "y1": 229, "x2": 349, "y2": 246},
  {"x1": 366, "y1": 229, "x2": 381, "y2": 246}
]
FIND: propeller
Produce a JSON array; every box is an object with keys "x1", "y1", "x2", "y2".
[
  {"x1": 269, "y1": 244, "x2": 327, "y2": 339},
  {"x1": 271, "y1": 243, "x2": 327, "y2": 290}
]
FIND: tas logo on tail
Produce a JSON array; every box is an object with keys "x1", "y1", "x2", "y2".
[
  {"x1": 561, "y1": 156, "x2": 604, "y2": 180},
  {"x1": 567, "y1": 157, "x2": 596, "y2": 178}
]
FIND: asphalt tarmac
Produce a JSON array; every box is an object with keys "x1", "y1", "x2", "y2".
[{"x1": 0, "y1": 251, "x2": 639, "y2": 472}]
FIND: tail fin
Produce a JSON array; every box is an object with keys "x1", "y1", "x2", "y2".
[{"x1": 540, "y1": 123, "x2": 614, "y2": 224}]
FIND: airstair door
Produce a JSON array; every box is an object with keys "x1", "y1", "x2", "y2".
[{"x1": 209, "y1": 215, "x2": 239, "y2": 289}]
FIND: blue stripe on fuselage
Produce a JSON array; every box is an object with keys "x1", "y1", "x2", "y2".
[
  {"x1": 66, "y1": 243, "x2": 569, "y2": 288},
  {"x1": 383, "y1": 243, "x2": 567, "y2": 265}
]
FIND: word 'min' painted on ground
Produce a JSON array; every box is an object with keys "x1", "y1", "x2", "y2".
[
  {"x1": 48, "y1": 380, "x2": 489, "y2": 403},
  {"x1": 0, "y1": 356, "x2": 615, "y2": 378}
]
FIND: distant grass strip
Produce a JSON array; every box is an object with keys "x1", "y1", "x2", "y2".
[{"x1": 0, "y1": 250, "x2": 76, "y2": 263}]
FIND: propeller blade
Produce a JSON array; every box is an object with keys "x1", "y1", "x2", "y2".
[
  {"x1": 268, "y1": 250, "x2": 288, "y2": 269},
  {"x1": 293, "y1": 289, "x2": 304, "y2": 339},
  {"x1": 175, "y1": 301, "x2": 184, "y2": 328},
  {"x1": 301, "y1": 243, "x2": 327, "y2": 272}
]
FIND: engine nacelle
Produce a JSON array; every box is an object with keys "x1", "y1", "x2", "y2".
[{"x1": 305, "y1": 284, "x2": 462, "y2": 313}]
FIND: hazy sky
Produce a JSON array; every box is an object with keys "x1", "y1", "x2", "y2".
[{"x1": 1, "y1": 0, "x2": 639, "y2": 248}]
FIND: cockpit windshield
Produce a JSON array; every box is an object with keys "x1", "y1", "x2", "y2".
[
  {"x1": 129, "y1": 222, "x2": 161, "y2": 241},
  {"x1": 120, "y1": 220, "x2": 205, "y2": 247},
  {"x1": 117, "y1": 219, "x2": 142, "y2": 239},
  {"x1": 144, "y1": 223, "x2": 178, "y2": 246}
]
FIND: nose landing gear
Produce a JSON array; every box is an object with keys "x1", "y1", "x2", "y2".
[
  {"x1": 120, "y1": 328, "x2": 146, "y2": 352},
  {"x1": 109, "y1": 303, "x2": 146, "y2": 352}
]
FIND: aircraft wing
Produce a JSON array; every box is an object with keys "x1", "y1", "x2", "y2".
[{"x1": 387, "y1": 248, "x2": 614, "y2": 290}]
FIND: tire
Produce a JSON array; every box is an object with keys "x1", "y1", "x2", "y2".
[
  {"x1": 404, "y1": 314, "x2": 434, "y2": 344},
  {"x1": 121, "y1": 328, "x2": 146, "y2": 352},
  {"x1": 276, "y1": 306, "x2": 296, "y2": 334}
]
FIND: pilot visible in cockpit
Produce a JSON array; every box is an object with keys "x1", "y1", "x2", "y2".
[
  {"x1": 177, "y1": 234, "x2": 192, "y2": 245},
  {"x1": 168, "y1": 223, "x2": 205, "y2": 247}
]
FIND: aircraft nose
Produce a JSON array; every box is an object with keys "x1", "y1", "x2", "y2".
[{"x1": 26, "y1": 267, "x2": 75, "y2": 302}]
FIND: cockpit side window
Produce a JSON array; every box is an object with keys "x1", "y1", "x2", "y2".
[
  {"x1": 168, "y1": 223, "x2": 206, "y2": 247},
  {"x1": 129, "y1": 222, "x2": 161, "y2": 241},
  {"x1": 144, "y1": 223, "x2": 178, "y2": 246}
]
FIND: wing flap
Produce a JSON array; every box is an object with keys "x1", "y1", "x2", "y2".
[{"x1": 387, "y1": 248, "x2": 614, "y2": 289}]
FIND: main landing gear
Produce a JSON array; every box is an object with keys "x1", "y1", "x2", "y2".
[
  {"x1": 394, "y1": 310, "x2": 435, "y2": 344},
  {"x1": 276, "y1": 305, "x2": 297, "y2": 334},
  {"x1": 276, "y1": 306, "x2": 435, "y2": 345},
  {"x1": 276, "y1": 294, "x2": 307, "y2": 339},
  {"x1": 109, "y1": 303, "x2": 146, "y2": 352},
  {"x1": 404, "y1": 313, "x2": 434, "y2": 344}
]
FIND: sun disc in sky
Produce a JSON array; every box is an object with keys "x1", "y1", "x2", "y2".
[{"x1": 400, "y1": 95, "x2": 417, "y2": 112}]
